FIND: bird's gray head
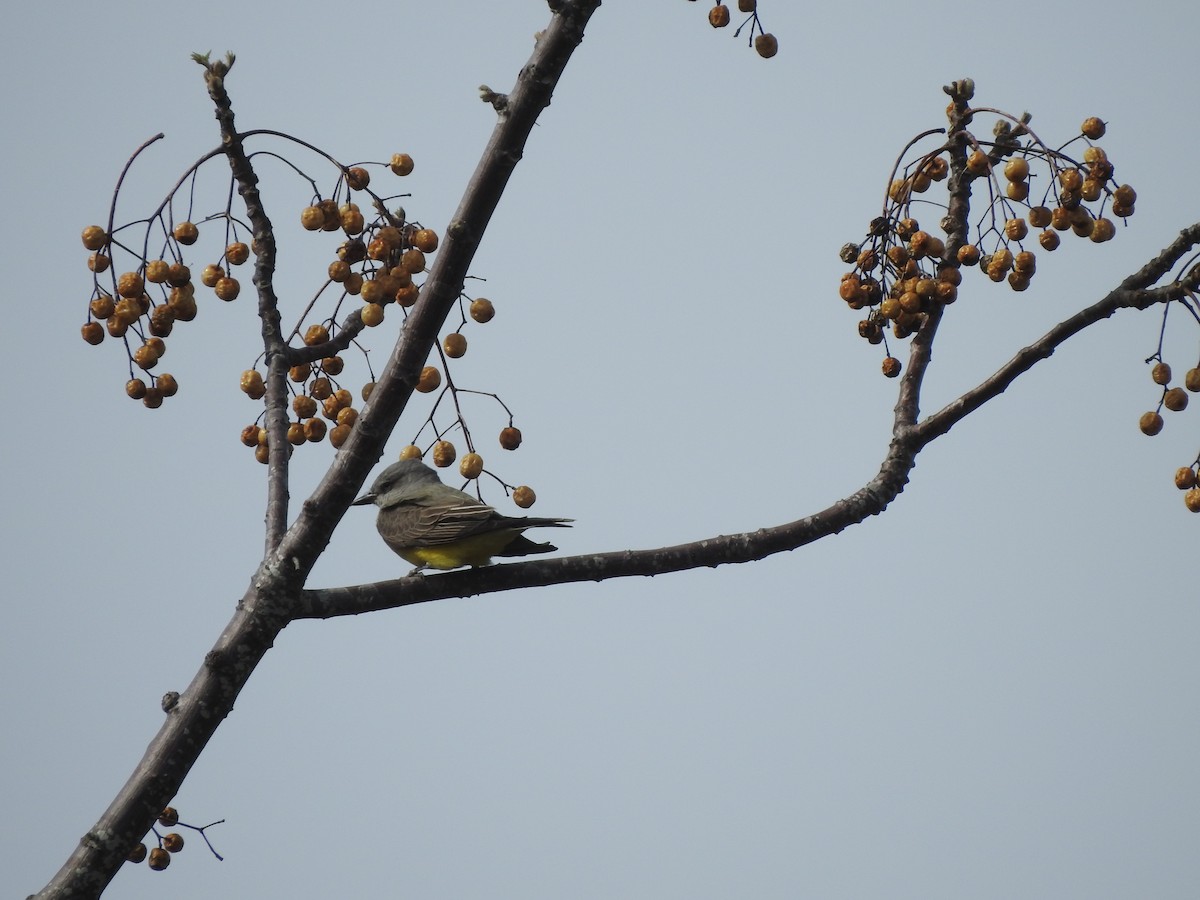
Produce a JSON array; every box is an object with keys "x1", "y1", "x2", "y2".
[{"x1": 352, "y1": 458, "x2": 443, "y2": 507}]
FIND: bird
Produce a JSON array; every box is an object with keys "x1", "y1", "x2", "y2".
[{"x1": 352, "y1": 457, "x2": 573, "y2": 573}]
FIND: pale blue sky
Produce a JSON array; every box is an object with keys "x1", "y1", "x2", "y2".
[{"x1": 4, "y1": 2, "x2": 1199, "y2": 898}]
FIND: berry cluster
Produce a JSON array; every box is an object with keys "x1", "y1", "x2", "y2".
[
  {"x1": 80, "y1": 217, "x2": 250, "y2": 406},
  {"x1": 698, "y1": 1, "x2": 777, "y2": 58},
  {"x1": 125, "y1": 806, "x2": 223, "y2": 873},
  {"x1": 82, "y1": 134, "x2": 545, "y2": 508},
  {"x1": 838, "y1": 105, "x2": 1137, "y2": 378},
  {"x1": 1138, "y1": 359, "x2": 1200, "y2": 512}
]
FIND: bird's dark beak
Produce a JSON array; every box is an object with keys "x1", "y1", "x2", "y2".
[{"x1": 351, "y1": 491, "x2": 376, "y2": 506}]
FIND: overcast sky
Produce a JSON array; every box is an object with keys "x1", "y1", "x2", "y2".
[{"x1": 4, "y1": 2, "x2": 1199, "y2": 898}]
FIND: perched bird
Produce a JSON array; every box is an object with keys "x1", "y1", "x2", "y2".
[{"x1": 352, "y1": 458, "x2": 572, "y2": 572}]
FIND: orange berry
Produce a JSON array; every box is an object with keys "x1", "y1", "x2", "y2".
[
  {"x1": 1164, "y1": 387, "x2": 1189, "y2": 412},
  {"x1": 360, "y1": 381, "x2": 375, "y2": 402},
  {"x1": 213, "y1": 277, "x2": 240, "y2": 300},
  {"x1": 737, "y1": 0, "x2": 755, "y2": 9},
  {"x1": 1081, "y1": 117, "x2": 1106, "y2": 139},
  {"x1": 1175, "y1": 468, "x2": 1197, "y2": 490},
  {"x1": 346, "y1": 166, "x2": 371, "y2": 190},
  {"x1": 117, "y1": 272, "x2": 144, "y2": 298},
  {"x1": 88, "y1": 252, "x2": 111, "y2": 273},
  {"x1": 882, "y1": 356, "x2": 902, "y2": 378},
  {"x1": 304, "y1": 418, "x2": 327, "y2": 442},
  {"x1": 166, "y1": 263, "x2": 191, "y2": 287},
  {"x1": 304, "y1": 324, "x2": 330, "y2": 346},
  {"x1": 1184, "y1": 368, "x2": 1200, "y2": 392},
  {"x1": 1139, "y1": 411, "x2": 1164, "y2": 436},
  {"x1": 147, "y1": 848, "x2": 171, "y2": 870},
  {"x1": 1028, "y1": 206, "x2": 1052, "y2": 228},
  {"x1": 390, "y1": 153, "x2": 414, "y2": 176},
  {"x1": 336, "y1": 407, "x2": 358, "y2": 428},
  {"x1": 240, "y1": 424, "x2": 260, "y2": 447},
  {"x1": 322, "y1": 355, "x2": 345, "y2": 376},
  {"x1": 254, "y1": 443, "x2": 271, "y2": 464},
  {"x1": 754, "y1": 33, "x2": 778, "y2": 58},
  {"x1": 226, "y1": 241, "x2": 250, "y2": 265},
  {"x1": 399, "y1": 444, "x2": 422, "y2": 460},
  {"x1": 127, "y1": 843, "x2": 148, "y2": 864},
  {"x1": 1039, "y1": 230, "x2": 1060, "y2": 251},
  {"x1": 512, "y1": 485, "x2": 536, "y2": 509},
  {"x1": 395, "y1": 283, "x2": 420, "y2": 306},
  {"x1": 329, "y1": 423, "x2": 352, "y2": 448},
  {"x1": 966, "y1": 149, "x2": 990, "y2": 176},
  {"x1": 411, "y1": 228, "x2": 439, "y2": 253},
  {"x1": 162, "y1": 833, "x2": 185, "y2": 854},
  {"x1": 1151, "y1": 362, "x2": 1172, "y2": 385},
  {"x1": 443, "y1": 333, "x2": 467, "y2": 358},
  {"x1": 145, "y1": 259, "x2": 170, "y2": 283},
  {"x1": 200, "y1": 264, "x2": 224, "y2": 287},
  {"x1": 293, "y1": 395, "x2": 318, "y2": 418},
  {"x1": 81, "y1": 322, "x2": 104, "y2": 345},
  {"x1": 126, "y1": 378, "x2": 147, "y2": 399},
  {"x1": 142, "y1": 387, "x2": 164, "y2": 409},
  {"x1": 290, "y1": 362, "x2": 312, "y2": 382},
  {"x1": 156, "y1": 373, "x2": 178, "y2": 397},
  {"x1": 708, "y1": 4, "x2": 730, "y2": 27},
  {"x1": 1004, "y1": 218, "x2": 1028, "y2": 240},
  {"x1": 173, "y1": 222, "x2": 199, "y2": 245},
  {"x1": 241, "y1": 369, "x2": 266, "y2": 399},
  {"x1": 287, "y1": 423, "x2": 307, "y2": 446},
  {"x1": 1113, "y1": 184, "x2": 1136, "y2": 206},
  {"x1": 499, "y1": 426, "x2": 522, "y2": 450},
  {"x1": 1185, "y1": 488, "x2": 1200, "y2": 513},
  {"x1": 133, "y1": 344, "x2": 159, "y2": 371},
  {"x1": 81, "y1": 225, "x2": 107, "y2": 250}
]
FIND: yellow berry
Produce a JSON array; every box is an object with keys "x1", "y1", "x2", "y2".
[
  {"x1": 301, "y1": 205, "x2": 325, "y2": 230},
  {"x1": 432, "y1": 440, "x2": 456, "y2": 467},
  {"x1": 1003, "y1": 157, "x2": 1029, "y2": 182},
  {"x1": 513, "y1": 485, "x2": 536, "y2": 508},
  {"x1": 470, "y1": 298, "x2": 495, "y2": 323},
  {"x1": 443, "y1": 333, "x2": 467, "y2": 358},
  {"x1": 81, "y1": 225, "x2": 107, "y2": 251},
  {"x1": 241, "y1": 369, "x2": 266, "y2": 399},
  {"x1": 1081, "y1": 117, "x2": 1106, "y2": 139},
  {"x1": 399, "y1": 444, "x2": 422, "y2": 460},
  {"x1": 1164, "y1": 387, "x2": 1189, "y2": 412},
  {"x1": 459, "y1": 452, "x2": 484, "y2": 479},
  {"x1": 88, "y1": 252, "x2": 111, "y2": 273},
  {"x1": 361, "y1": 303, "x2": 385, "y2": 327},
  {"x1": 304, "y1": 324, "x2": 330, "y2": 346},
  {"x1": 416, "y1": 366, "x2": 441, "y2": 392},
  {"x1": 173, "y1": 221, "x2": 199, "y2": 245}
]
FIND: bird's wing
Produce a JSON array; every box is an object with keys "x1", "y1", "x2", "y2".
[{"x1": 379, "y1": 502, "x2": 505, "y2": 548}]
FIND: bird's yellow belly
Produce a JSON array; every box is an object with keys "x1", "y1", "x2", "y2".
[{"x1": 394, "y1": 531, "x2": 518, "y2": 570}]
